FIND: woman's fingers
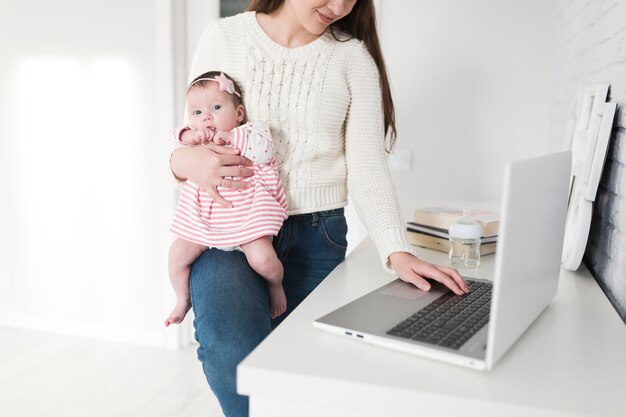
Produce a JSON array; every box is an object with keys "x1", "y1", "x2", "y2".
[
  {"x1": 207, "y1": 186, "x2": 233, "y2": 208},
  {"x1": 435, "y1": 265, "x2": 470, "y2": 293},
  {"x1": 391, "y1": 252, "x2": 468, "y2": 296},
  {"x1": 197, "y1": 142, "x2": 254, "y2": 168},
  {"x1": 203, "y1": 141, "x2": 235, "y2": 152},
  {"x1": 412, "y1": 264, "x2": 466, "y2": 295},
  {"x1": 200, "y1": 143, "x2": 254, "y2": 170},
  {"x1": 218, "y1": 153, "x2": 254, "y2": 167},
  {"x1": 400, "y1": 274, "x2": 432, "y2": 292},
  {"x1": 218, "y1": 165, "x2": 254, "y2": 178},
  {"x1": 172, "y1": 143, "x2": 256, "y2": 204},
  {"x1": 219, "y1": 178, "x2": 251, "y2": 190}
]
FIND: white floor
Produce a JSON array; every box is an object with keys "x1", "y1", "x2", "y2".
[{"x1": 0, "y1": 327, "x2": 225, "y2": 417}]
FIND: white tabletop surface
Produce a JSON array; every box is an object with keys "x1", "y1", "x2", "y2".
[{"x1": 238, "y1": 238, "x2": 626, "y2": 417}]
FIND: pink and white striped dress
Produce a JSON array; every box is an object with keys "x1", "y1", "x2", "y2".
[{"x1": 170, "y1": 122, "x2": 288, "y2": 248}]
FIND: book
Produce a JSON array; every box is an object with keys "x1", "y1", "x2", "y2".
[
  {"x1": 406, "y1": 222, "x2": 497, "y2": 244},
  {"x1": 406, "y1": 229, "x2": 497, "y2": 255},
  {"x1": 412, "y1": 206, "x2": 500, "y2": 237}
]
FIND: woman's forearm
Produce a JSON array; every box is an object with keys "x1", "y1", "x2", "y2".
[{"x1": 170, "y1": 147, "x2": 191, "y2": 182}]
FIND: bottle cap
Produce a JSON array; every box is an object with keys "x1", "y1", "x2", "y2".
[{"x1": 449, "y1": 220, "x2": 482, "y2": 239}]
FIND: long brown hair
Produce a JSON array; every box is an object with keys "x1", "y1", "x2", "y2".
[{"x1": 246, "y1": 0, "x2": 397, "y2": 151}]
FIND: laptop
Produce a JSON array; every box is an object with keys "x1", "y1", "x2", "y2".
[{"x1": 314, "y1": 151, "x2": 572, "y2": 371}]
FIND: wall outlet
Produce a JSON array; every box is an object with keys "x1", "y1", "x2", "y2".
[
  {"x1": 388, "y1": 148, "x2": 412, "y2": 172},
  {"x1": 0, "y1": 272, "x2": 13, "y2": 291}
]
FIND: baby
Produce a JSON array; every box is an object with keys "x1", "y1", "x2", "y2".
[{"x1": 166, "y1": 71, "x2": 288, "y2": 326}]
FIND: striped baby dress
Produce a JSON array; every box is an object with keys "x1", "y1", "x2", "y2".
[{"x1": 170, "y1": 122, "x2": 288, "y2": 248}]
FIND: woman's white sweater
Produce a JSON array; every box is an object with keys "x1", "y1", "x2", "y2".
[{"x1": 188, "y1": 11, "x2": 414, "y2": 269}]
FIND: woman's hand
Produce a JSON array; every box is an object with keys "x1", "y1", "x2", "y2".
[
  {"x1": 389, "y1": 252, "x2": 470, "y2": 296},
  {"x1": 170, "y1": 144, "x2": 254, "y2": 208}
]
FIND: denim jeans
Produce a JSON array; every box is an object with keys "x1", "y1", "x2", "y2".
[{"x1": 189, "y1": 208, "x2": 348, "y2": 417}]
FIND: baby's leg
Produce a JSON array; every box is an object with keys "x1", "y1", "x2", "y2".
[
  {"x1": 165, "y1": 238, "x2": 206, "y2": 327},
  {"x1": 240, "y1": 237, "x2": 286, "y2": 319}
]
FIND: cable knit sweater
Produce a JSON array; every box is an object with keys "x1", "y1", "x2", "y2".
[{"x1": 188, "y1": 11, "x2": 414, "y2": 270}]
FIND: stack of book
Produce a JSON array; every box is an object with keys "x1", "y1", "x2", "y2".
[{"x1": 406, "y1": 206, "x2": 499, "y2": 255}]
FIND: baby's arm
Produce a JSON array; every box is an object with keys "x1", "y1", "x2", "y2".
[
  {"x1": 178, "y1": 127, "x2": 216, "y2": 146},
  {"x1": 212, "y1": 130, "x2": 232, "y2": 146}
]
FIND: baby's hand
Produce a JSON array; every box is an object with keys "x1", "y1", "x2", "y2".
[
  {"x1": 187, "y1": 128, "x2": 215, "y2": 145},
  {"x1": 212, "y1": 130, "x2": 231, "y2": 145}
]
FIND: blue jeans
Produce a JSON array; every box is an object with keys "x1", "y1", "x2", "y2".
[{"x1": 189, "y1": 208, "x2": 348, "y2": 417}]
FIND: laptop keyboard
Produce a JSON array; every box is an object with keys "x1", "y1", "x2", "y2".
[{"x1": 386, "y1": 280, "x2": 492, "y2": 350}]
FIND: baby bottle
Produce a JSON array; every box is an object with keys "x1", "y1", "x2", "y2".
[{"x1": 448, "y1": 209, "x2": 482, "y2": 268}]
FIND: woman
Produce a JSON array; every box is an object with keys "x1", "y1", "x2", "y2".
[{"x1": 170, "y1": 1, "x2": 469, "y2": 416}]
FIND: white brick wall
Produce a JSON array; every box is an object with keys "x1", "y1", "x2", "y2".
[{"x1": 553, "y1": 0, "x2": 626, "y2": 322}]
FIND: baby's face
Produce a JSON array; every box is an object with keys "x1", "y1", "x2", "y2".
[{"x1": 186, "y1": 83, "x2": 244, "y2": 132}]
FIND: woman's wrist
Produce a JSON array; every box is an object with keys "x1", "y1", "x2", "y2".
[
  {"x1": 170, "y1": 148, "x2": 187, "y2": 182},
  {"x1": 388, "y1": 251, "x2": 419, "y2": 270},
  {"x1": 390, "y1": 251, "x2": 417, "y2": 261}
]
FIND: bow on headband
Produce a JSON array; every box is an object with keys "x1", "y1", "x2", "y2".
[{"x1": 188, "y1": 72, "x2": 241, "y2": 97}]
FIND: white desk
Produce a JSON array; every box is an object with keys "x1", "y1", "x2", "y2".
[{"x1": 238, "y1": 238, "x2": 626, "y2": 417}]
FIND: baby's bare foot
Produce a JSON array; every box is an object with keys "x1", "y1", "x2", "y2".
[
  {"x1": 268, "y1": 283, "x2": 287, "y2": 319},
  {"x1": 164, "y1": 299, "x2": 191, "y2": 327}
]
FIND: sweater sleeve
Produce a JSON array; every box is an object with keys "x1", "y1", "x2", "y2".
[{"x1": 344, "y1": 42, "x2": 416, "y2": 272}]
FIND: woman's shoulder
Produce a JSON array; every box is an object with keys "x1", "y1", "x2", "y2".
[
  {"x1": 328, "y1": 32, "x2": 374, "y2": 65},
  {"x1": 326, "y1": 28, "x2": 366, "y2": 51}
]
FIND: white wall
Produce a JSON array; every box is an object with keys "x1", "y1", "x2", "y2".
[
  {"x1": 381, "y1": 0, "x2": 558, "y2": 221},
  {"x1": 0, "y1": 0, "x2": 179, "y2": 347}
]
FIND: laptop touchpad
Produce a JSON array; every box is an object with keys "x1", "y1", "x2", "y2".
[{"x1": 382, "y1": 281, "x2": 428, "y2": 300}]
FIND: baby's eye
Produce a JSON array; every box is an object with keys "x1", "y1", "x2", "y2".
[
  {"x1": 193, "y1": 110, "x2": 202, "y2": 115},
  {"x1": 212, "y1": 104, "x2": 222, "y2": 111}
]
